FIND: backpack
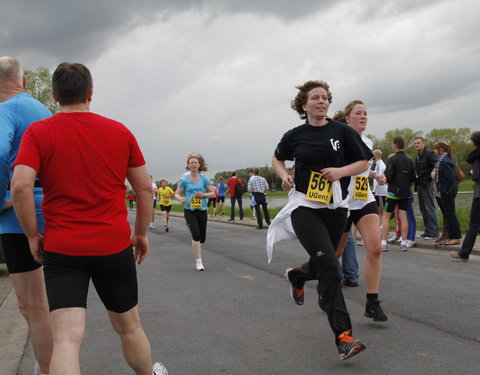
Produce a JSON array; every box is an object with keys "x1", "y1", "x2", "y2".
[
  {"x1": 234, "y1": 178, "x2": 245, "y2": 196},
  {"x1": 455, "y1": 165, "x2": 465, "y2": 182}
]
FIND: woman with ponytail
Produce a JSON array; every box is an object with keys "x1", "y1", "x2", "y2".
[{"x1": 432, "y1": 141, "x2": 461, "y2": 245}]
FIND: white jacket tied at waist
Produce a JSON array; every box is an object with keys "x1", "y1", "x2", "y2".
[{"x1": 266, "y1": 180, "x2": 346, "y2": 264}]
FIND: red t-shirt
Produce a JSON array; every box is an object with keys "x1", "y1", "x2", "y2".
[
  {"x1": 14, "y1": 112, "x2": 145, "y2": 256},
  {"x1": 227, "y1": 177, "x2": 242, "y2": 197}
]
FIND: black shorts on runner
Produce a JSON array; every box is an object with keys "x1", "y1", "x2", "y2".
[
  {"x1": 184, "y1": 209, "x2": 208, "y2": 243},
  {"x1": 216, "y1": 196, "x2": 225, "y2": 203},
  {"x1": 207, "y1": 198, "x2": 216, "y2": 207},
  {"x1": 344, "y1": 201, "x2": 379, "y2": 232},
  {"x1": 43, "y1": 246, "x2": 138, "y2": 313},
  {"x1": 384, "y1": 198, "x2": 408, "y2": 213},
  {"x1": 160, "y1": 205, "x2": 172, "y2": 212},
  {"x1": 0, "y1": 234, "x2": 42, "y2": 273}
]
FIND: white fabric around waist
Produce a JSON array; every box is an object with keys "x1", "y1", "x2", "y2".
[{"x1": 265, "y1": 182, "x2": 346, "y2": 264}]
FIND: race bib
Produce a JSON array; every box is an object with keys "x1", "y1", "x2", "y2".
[
  {"x1": 190, "y1": 196, "x2": 202, "y2": 209},
  {"x1": 353, "y1": 176, "x2": 369, "y2": 200},
  {"x1": 306, "y1": 171, "x2": 332, "y2": 204}
]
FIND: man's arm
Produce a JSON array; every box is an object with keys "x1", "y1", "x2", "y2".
[
  {"x1": 11, "y1": 164, "x2": 43, "y2": 263},
  {"x1": 127, "y1": 164, "x2": 153, "y2": 265}
]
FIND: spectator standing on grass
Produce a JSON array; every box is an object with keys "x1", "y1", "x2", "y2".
[
  {"x1": 227, "y1": 171, "x2": 244, "y2": 221},
  {"x1": 413, "y1": 137, "x2": 439, "y2": 239},
  {"x1": 215, "y1": 176, "x2": 227, "y2": 216},
  {"x1": 432, "y1": 141, "x2": 461, "y2": 246},
  {"x1": 381, "y1": 136, "x2": 416, "y2": 251},
  {"x1": 247, "y1": 168, "x2": 271, "y2": 229}
]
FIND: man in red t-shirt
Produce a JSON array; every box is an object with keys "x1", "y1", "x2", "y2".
[
  {"x1": 11, "y1": 63, "x2": 167, "y2": 374},
  {"x1": 226, "y1": 171, "x2": 244, "y2": 221}
]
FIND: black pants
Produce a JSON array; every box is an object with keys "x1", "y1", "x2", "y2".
[
  {"x1": 288, "y1": 206, "x2": 352, "y2": 344},
  {"x1": 184, "y1": 209, "x2": 208, "y2": 243},
  {"x1": 459, "y1": 197, "x2": 480, "y2": 259},
  {"x1": 438, "y1": 188, "x2": 461, "y2": 239},
  {"x1": 230, "y1": 195, "x2": 244, "y2": 220},
  {"x1": 253, "y1": 192, "x2": 271, "y2": 228}
]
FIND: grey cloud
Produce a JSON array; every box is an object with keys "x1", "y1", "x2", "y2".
[{"x1": 2, "y1": 0, "x2": 440, "y2": 67}]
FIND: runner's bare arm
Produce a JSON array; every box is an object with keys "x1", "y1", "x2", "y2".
[
  {"x1": 272, "y1": 155, "x2": 293, "y2": 190},
  {"x1": 127, "y1": 165, "x2": 152, "y2": 264},
  {"x1": 11, "y1": 164, "x2": 44, "y2": 263}
]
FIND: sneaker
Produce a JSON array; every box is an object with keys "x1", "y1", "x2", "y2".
[
  {"x1": 381, "y1": 243, "x2": 388, "y2": 252},
  {"x1": 337, "y1": 330, "x2": 366, "y2": 361},
  {"x1": 400, "y1": 244, "x2": 408, "y2": 251},
  {"x1": 450, "y1": 251, "x2": 468, "y2": 262},
  {"x1": 165, "y1": 226, "x2": 169, "y2": 232},
  {"x1": 149, "y1": 223, "x2": 155, "y2": 229},
  {"x1": 153, "y1": 362, "x2": 169, "y2": 375},
  {"x1": 406, "y1": 240, "x2": 416, "y2": 248},
  {"x1": 364, "y1": 300, "x2": 388, "y2": 322},
  {"x1": 343, "y1": 279, "x2": 359, "y2": 287},
  {"x1": 228, "y1": 218, "x2": 234, "y2": 221},
  {"x1": 284, "y1": 268, "x2": 304, "y2": 305},
  {"x1": 388, "y1": 235, "x2": 400, "y2": 243},
  {"x1": 195, "y1": 261, "x2": 205, "y2": 271}
]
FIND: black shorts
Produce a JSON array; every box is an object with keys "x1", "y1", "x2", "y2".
[
  {"x1": 43, "y1": 246, "x2": 138, "y2": 313},
  {"x1": 184, "y1": 209, "x2": 208, "y2": 243},
  {"x1": 384, "y1": 198, "x2": 408, "y2": 213},
  {"x1": 160, "y1": 205, "x2": 172, "y2": 212},
  {"x1": 0, "y1": 234, "x2": 42, "y2": 273},
  {"x1": 207, "y1": 198, "x2": 216, "y2": 207},
  {"x1": 344, "y1": 201, "x2": 379, "y2": 232},
  {"x1": 153, "y1": 199, "x2": 157, "y2": 208},
  {"x1": 216, "y1": 196, "x2": 225, "y2": 203},
  {"x1": 374, "y1": 195, "x2": 386, "y2": 208}
]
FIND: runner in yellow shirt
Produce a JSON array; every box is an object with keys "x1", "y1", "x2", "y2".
[{"x1": 158, "y1": 179, "x2": 175, "y2": 232}]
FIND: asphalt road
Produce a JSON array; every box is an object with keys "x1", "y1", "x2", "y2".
[{"x1": 16, "y1": 212, "x2": 480, "y2": 375}]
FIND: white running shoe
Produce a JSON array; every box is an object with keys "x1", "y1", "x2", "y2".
[
  {"x1": 388, "y1": 235, "x2": 401, "y2": 243},
  {"x1": 406, "y1": 240, "x2": 416, "y2": 248},
  {"x1": 195, "y1": 261, "x2": 205, "y2": 271},
  {"x1": 149, "y1": 223, "x2": 155, "y2": 229},
  {"x1": 153, "y1": 362, "x2": 169, "y2": 375}
]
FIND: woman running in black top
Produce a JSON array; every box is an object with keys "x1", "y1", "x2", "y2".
[{"x1": 269, "y1": 80, "x2": 372, "y2": 361}]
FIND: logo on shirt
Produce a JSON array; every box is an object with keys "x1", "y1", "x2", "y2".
[
  {"x1": 330, "y1": 139, "x2": 340, "y2": 151},
  {"x1": 316, "y1": 250, "x2": 325, "y2": 257}
]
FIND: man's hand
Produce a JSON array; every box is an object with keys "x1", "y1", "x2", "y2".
[
  {"x1": 28, "y1": 233, "x2": 44, "y2": 264},
  {"x1": 1, "y1": 200, "x2": 12, "y2": 213},
  {"x1": 131, "y1": 234, "x2": 149, "y2": 265}
]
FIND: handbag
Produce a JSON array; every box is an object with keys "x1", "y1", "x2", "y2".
[{"x1": 455, "y1": 165, "x2": 465, "y2": 181}]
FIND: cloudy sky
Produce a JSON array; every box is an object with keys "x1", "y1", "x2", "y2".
[{"x1": 2, "y1": 0, "x2": 479, "y2": 183}]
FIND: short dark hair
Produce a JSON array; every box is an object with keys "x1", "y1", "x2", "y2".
[
  {"x1": 471, "y1": 131, "x2": 480, "y2": 148},
  {"x1": 393, "y1": 136, "x2": 405, "y2": 149},
  {"x1": 253, "y1": 168, "x2": 260, "y2": 175},
  {"x1": 52, "y1": 62, "x2": 93, "y2": 106}
]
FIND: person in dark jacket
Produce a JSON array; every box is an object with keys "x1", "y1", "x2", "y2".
[
  {"x1": 413, "y1": 137, "x2": 439, "y2": 239},
  {"x1": 451, "y1": 131, "x2": 480, "y2": 261},
  {"x1": 432, "y1": 141, "x2": 461, "y2": 246},
  {"x1": 381, "y1": 136, "x2": 416, "y2": 251}
]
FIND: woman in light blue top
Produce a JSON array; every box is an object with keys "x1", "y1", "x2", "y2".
[{"x1": 175, "y1": 153, "x2": 214, "y2": 271}]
